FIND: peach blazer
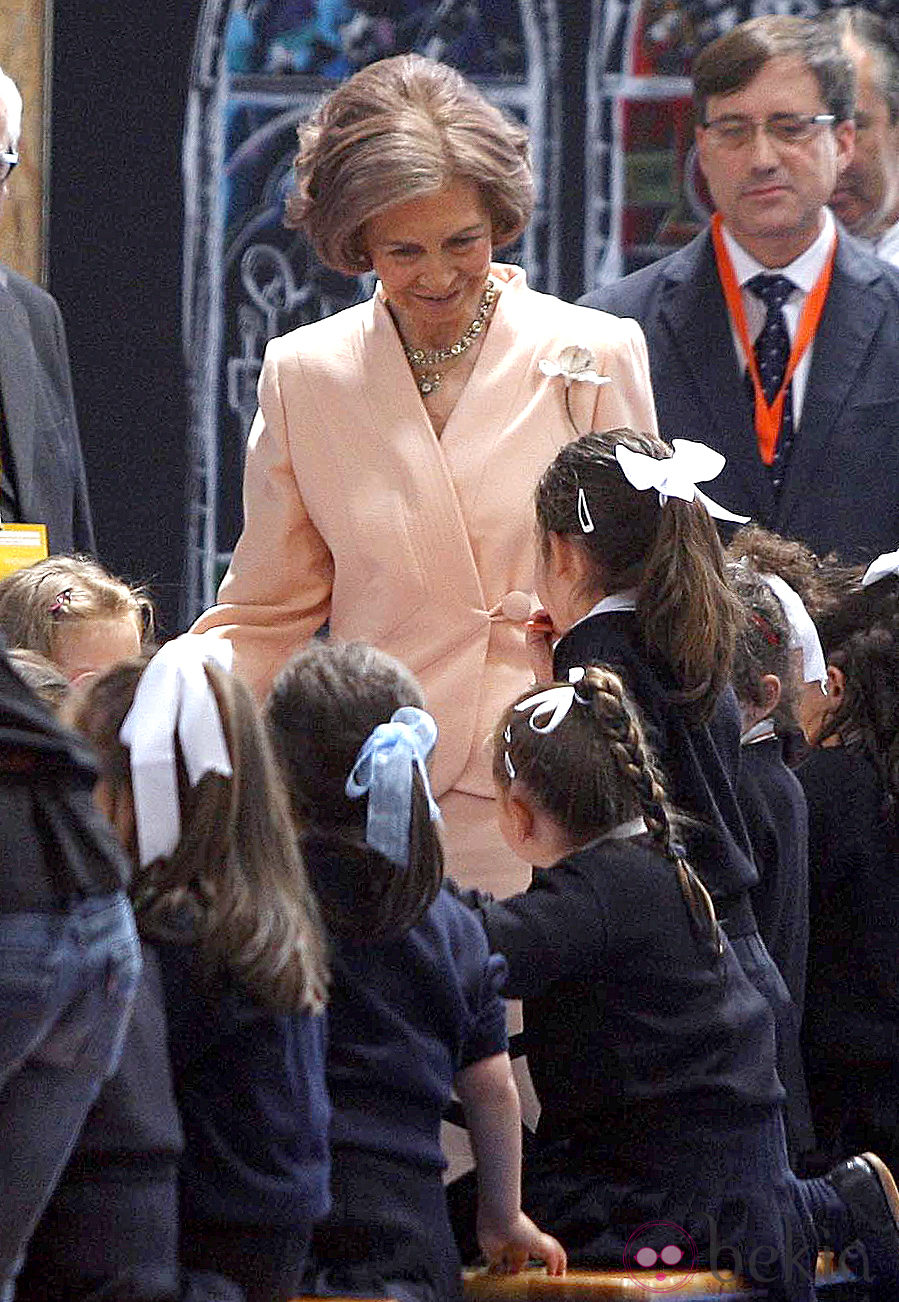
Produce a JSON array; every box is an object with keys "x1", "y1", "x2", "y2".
[{"x1": 193, "y1": 263, "x2": 657, "y2": 799}]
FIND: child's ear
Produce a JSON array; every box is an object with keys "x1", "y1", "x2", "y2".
[
  {"x1": 507, "y1": 791, "x2": 535, "y2": 846},
  {"x1": 826, "y1": 664, "x2": 845, "y2": 705},
  {"x1": 760, "y1": 673, "x2": 782, "y2": 715},
  {"x1": 548, "y1": 531, "x2": 584, "y2": 583}
]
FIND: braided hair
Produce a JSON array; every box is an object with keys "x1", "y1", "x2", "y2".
[{"x1": 493, "y1": 665, "x2": 722, "y2": 958}]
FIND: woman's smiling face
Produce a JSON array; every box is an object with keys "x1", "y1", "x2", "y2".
[{"x1": 362, "y1": 178, "x2": 493, "y2": 346}]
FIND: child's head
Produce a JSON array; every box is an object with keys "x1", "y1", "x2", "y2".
[
  {"x1": 0, "y1": 555, "x2": 152, "y2": 683},
  {"x1": 727, "y1": 563, "x2": 797, "y2": 734},
  {"x1": 804, "y1": 558, "x2": 899, "y2": 808},
  {"x1": 726, "y1": 524, "x2": 826, "y2": 612},
  {"x1": 72, "y1": 636, "x2": 327, "y2": 1014},
  {"x1": 5, "y1": 648, "x2": 70, "y2": 713},
  {"x1": 267, "y1": 640, "x2": 444, "y2": 943},
  {"x1": 493, "y1": 664, "x2": 720, "y2": 951},
  {"x1": 534, "y1": 429, "x2": 743, "y2": 723}
]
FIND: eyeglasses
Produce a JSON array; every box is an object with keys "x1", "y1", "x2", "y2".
[
  {"x1": 700, "y1": 113, "x2": 836, "y2": 149},
  {"x1": 0, "y1": 149, "x2": 18, "y2": 182}
]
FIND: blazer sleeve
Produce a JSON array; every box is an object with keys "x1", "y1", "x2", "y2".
[
  {"x1": 591, "y1": 315, "x2": 658, "y2": 437},
  {"x1": 191, "y1": 343, "x2": 334, "y2": 699}
]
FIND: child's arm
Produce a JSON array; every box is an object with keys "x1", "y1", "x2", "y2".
[{"x1": 455, "y1": 1051, "x2": 566, "y2": 1276}]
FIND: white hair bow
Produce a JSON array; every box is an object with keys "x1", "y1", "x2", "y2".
[
  {"x1": 862, "y1": 547, "x2": 899, "y2": 588},
  {"x1": 614, "y1": 439, "x2": 750, "y2": 524},
  {"x1": 119, "y1": 633, "x2": 235, "y2": 868},
  {"x1": 514, "y1": 668, "x2": 587, "y2": 733},
  {"x1": 757, "y1": 570, "x2": 827, "y2": 690}
]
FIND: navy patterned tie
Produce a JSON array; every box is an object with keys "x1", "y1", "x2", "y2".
[{"x1": 745, "y1": 272, "x2": 795, "y2": 493}]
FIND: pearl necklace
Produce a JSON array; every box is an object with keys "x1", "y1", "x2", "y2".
[{"x1": 403, "y1": 278, "x2": 497, "y2": 396}]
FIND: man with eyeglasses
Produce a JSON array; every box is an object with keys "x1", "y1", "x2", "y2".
[
  {"x1": 0, "y1": 66, "x2": 94, "y2": 554},
  {"x1": 581, "y1": 14, "x2": 899, "y2": 563},
  {"x1": 826, "y1": 8, "x2": 899, "y2": 268}
]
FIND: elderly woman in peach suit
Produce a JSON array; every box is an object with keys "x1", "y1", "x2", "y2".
[{"x1": 193, "y1": 53, "x2": 657, "y2": 896}]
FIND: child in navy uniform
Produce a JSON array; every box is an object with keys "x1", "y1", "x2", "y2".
[
  {"x1": 528, "y1": 428, "x2": 808, "y2": 1144},
  {"x1": 796, "y1": 552, "x2": 899, "y2": 1178},
  {"x1": 729, "y1": 563, "x2": 812, "y2": 1158},
  {"x1": 71, "y1": 635, "x2": 330, "y2": 1302},
  {"x1": 267, "y1": 641, "x2": 565, "y2": 1302},
  {"x1": 464, "y1": 664, "x2": 899, "y2": 1298}
]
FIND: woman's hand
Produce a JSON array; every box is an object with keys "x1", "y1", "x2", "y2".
[
  {"x1": 478, "y1": 1210, "x2": 567, "y2": 1276},
  {"x1": 525, "y1": 608, "x2": 556, "y2": 683}
]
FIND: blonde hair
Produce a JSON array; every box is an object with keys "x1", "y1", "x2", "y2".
[
  {"x1": 0, "y1": 555, "x2": 153, "y2": 663},
  {"x1": 287, "y1": 53, "x2": 534, "y2": 273},
  {"x1": 73, "y1": 657, "x2": 328, "y2": 1015}
]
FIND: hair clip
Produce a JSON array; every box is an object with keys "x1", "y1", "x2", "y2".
[
  {"x1": 504, "y1": 750, "x2": 516, "y2": 780},
  {"x1": 749, "y1": 608, "x2": 781, "y2": 647},
  {"x1": 861, "y1": 547, "x2": 899, "y2": 588},
  {"x1": 576, "y1": 486, "x2": 595, "y2": 534},
  {"x1": 48, "y1": 588, "x2": 73, "y2": 617}
]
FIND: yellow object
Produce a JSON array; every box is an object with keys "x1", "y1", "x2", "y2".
[{"x1": 0, "y1": 523, "x2": 48, "y2": 578}]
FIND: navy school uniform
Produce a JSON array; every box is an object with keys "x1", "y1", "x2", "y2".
[
  {"x1": 150, "y1": 911, "x2": 330, "y2": 1302},
  {"x1": 303, "y1": 840, "x2": 508, "y2": 1302},
  {"x1": 553, "y1": 609, "x2": 810, "y2": 1154},
  {"x1": 798, "y1": 746, "x2": 899, "y2": 1174},
  {"x1": 464, "y1": 835, "x2": 817, "y2": 1299}
]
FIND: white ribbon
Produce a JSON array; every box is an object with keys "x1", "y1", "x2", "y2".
[
  {"x1": 514, "y1": 667, "x2": 587, "y2": 733},
  {"x1": 862, "y1": 547, "x2": 899, "y2": 588},
  {"x1": 758, "y1": 570, "x2": 827, "y2": 689},
  {"x1": 614, "y1": 438, "x2": 750, "y2": 524},
  {"x1": 119, "y1": 633, "x2": 235, "y2": 868}
]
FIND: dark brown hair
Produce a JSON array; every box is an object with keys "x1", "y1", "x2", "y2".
[
  {"x1": 727, "y1": 562, "x2": 797, "y2": 731},
  {"x1": 74, "y1": 657, "x2": 328, "y2": 1015},
  {"x1": 693, "y1": 15, "x2": 856, "y2": 125},
  {"x1": 287, "y1": 53, "x2": 534, "y2": 273},
  {"x1": 725, "y1": 524, "x2": 827, "y2": 614},
  {"x1": 535, "y1": 429, "x2": 744, "y2": 724},
  {"x1": 266, "y1": 641, "x2": 444, "y2": 943},
  {"x1": 812, "y1": 566, "x2": 899, "y2": 813},
  {"x1": 494, "y1": 665, "x2": 721, "y2": 958}
]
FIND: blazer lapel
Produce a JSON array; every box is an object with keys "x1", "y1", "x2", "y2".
[
  {"x1": 657, "y1": 233, "x2": 774, "y2": 523},
  {"x1": 775, "y1": 233, "x2": 886, "y2": 529},
  {"x1": 0, "y1": 282, "x2": 36, "y2": 518}
]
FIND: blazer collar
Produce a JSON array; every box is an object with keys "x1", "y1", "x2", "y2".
[
  {"x1": 657, "y1": 230, "x2": 774, "y2": 522},
  {"x1": 0, "y1": 280, "x2": 36, "y2": 518}
]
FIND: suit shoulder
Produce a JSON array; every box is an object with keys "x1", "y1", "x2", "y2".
[
  {"x1": 264, "y1": 299, "x2": 369, "y2": 366},
  {"x1": 579, "y1": 247, "x2": 686, "y2": 315},
  {"x1": 0, "y1": 263, "x2": 60, "y2": 317}
]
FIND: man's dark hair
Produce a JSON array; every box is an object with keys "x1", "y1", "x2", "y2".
[
  {"x1": 693, "y1": 15, "x2": 856, "y2": 126},
  {"x1": 826, "y1": 7, "x2": 899, "y2": 126}
]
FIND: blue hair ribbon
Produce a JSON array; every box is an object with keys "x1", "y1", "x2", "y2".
[{"x1": 345, "y1": 707, "x2": 442, "y2": 867}]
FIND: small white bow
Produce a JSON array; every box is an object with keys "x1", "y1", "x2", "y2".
[
  {"x1": 615, "y1": 439, "x2": 750, "y2": 524},
  {"x1": 539, "y1": 345, "x2": 610, "y2": 388},
  {"x1": 862, "y1": 547, "x2": 899, "y2": 588},
  {"x1": 514, "y1": 668, "x2": 587, "y2": 733}
]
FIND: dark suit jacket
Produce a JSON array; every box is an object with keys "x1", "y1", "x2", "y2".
[
  {"x1": 0, "y1": 263, "x2": 94, "y2": 553},
  {"x1": 581, "y1": 228, "x2": 899, "y2": 561}
]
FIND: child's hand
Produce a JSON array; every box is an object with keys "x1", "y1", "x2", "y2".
[
  {"x1": 525, "y1": 608, "x2": 556, "y2": 683},
  {"x1": 478, "y1": 1210, "x2": 567, "y2": 1277}
]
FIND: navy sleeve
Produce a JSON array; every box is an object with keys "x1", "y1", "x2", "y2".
[{"x1": 466, "y1": 864, "x2": 609, "y2": 1000}]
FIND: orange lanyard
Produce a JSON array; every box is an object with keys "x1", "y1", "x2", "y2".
[{"x1": 710, "y1": 212, "x2": 836, "y2": 466}]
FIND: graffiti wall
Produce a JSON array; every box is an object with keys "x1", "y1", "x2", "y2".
[{"x1": 181, "y1": 0, "x2": 868, "y2": 620}]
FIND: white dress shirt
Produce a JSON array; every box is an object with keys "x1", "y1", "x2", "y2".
[{"x1": 721, "y1": 209, "x2": 836, "y2": 426}]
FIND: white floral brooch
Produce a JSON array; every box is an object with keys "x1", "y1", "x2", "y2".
[
  {"x1": 538, "y1": 345, "x2": 610, "y2": 388},
  {"x1": 538, "y1": 346, "x2": 610, "y2": 434}
]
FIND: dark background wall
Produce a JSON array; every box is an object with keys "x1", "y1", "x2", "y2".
[{"x1": 50, "y1": 2, "x2": 204, "y2": 637}]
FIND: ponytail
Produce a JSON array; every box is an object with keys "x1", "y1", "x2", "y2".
[{"x1": 535, "y1": 430, "x2": 743, "y2": 723}]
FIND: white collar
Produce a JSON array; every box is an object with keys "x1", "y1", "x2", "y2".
[
  {"x1": 575, "y1": 589, "x2": 638, "y2": 627},
  {"x1": 871, "y1": 214, "x2": 899, "y2": 264},
  {"x1": 740, "y1": 718, "x2": 778, "y2": 746},
  {"x1": 722, "y1": 208, "x2": 836, "y2": 293}
]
